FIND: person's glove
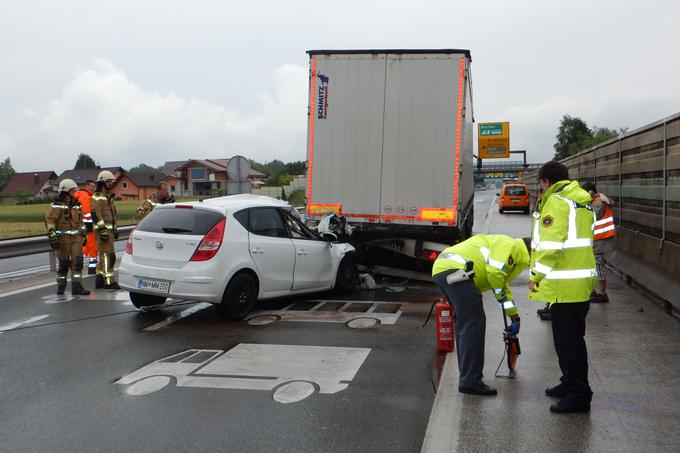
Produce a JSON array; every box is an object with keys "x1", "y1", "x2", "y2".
[
  {"x1": 507, "y1": 316, "x2": 521, "y2": 337},
  {"x1": 47, "y1": 230, "x2": 59, "y2": 249},
  {"x1": 113, "y1": 226, "x2": 119, "y2": 240},
  {"x1": 99, "y1": 227, "x2": 110, "y2": 240},
  {"x1": 82, "y1": 235, "x2": 87, "y2": 246}
]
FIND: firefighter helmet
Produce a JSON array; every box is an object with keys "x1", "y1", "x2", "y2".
[
  {"x1": 97, "y1": 170, "x2": 116, "y2": 182},
  {"x1": 59, "y1": 179, "x2": 78, "y2": 192}
]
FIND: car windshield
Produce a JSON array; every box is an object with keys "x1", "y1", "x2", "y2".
[
  {"x1": 505, "y1": 186, "x2": 526, "y2": 196},
  {"x1": 136, "y1": 207, "x2": 224, "y2": 235}
]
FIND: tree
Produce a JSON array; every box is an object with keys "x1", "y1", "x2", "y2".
[
  {"x1": 285, "y1": 161, "x2": 307, "y2": 175},
  {"x1": 74, "y1": 153, "x2": 96, "y2": 170},
  {"x1": 0, "y1": 157, "x2": 15, "y2": 191},
  {"x1": 580, "y1": 126, "x2": 624, "y2": 150},
  {"x1": 554, "y1": 115, "x2": 592, "y2": 160},
  {"x1": 13, "y1": 187, "x2": 32, "y2": 204},
  {"x1": 268, "y1": 159, "x2": 286, "y2": 173},
  {"x1": 280, "y1": 187, "x2": 287, "y2": 201},
  {"x1": 129, "y1": 163, "x2": 156, "y2": 173}
]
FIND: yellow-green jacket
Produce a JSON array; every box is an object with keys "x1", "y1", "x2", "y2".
[
  {"x1": 432, "y1": 234, "x2": 530, "y2": 317},
  {"x1": 529, "y1": 180, "x2": 597, "y2": 304}
]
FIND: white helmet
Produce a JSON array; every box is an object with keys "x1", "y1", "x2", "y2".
[
  {"x1": 59, "y1": 179, "x2": 78, "y2": 192},
  {"x1": 97, "y1": 170, "x2": 115, "y2": 182}
]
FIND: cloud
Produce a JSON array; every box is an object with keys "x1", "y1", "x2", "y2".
[{"x1": 2, "y1": 59, "x2": 308, "y2": 172}]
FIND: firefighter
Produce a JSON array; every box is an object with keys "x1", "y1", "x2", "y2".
[
  {"x1": 432, "y1": 234, "x2": 530, "y2": 395},
  {"x1": 45, "y1": 179, "x2": 90, "y2": 296},
  {"x1": 74, "y1": 179, "x2": 98, "y2": 274},
  {"x1": 136, "y1": 181, "x2": 175, "y2": 220},
  {"x1": 92, "y1": 170, "x2": 120, "y2": 290},
  {"x1": 529, "y1": 161, "x2": 597, "y2": 413}
]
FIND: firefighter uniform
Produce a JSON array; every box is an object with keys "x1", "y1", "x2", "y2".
[
  {"x1": 136, "y1": 192, "x2": 175, "y2": 220},
  {"x1": 432, "y1": 234, "x2": 530, "y2": 394},
  {"x1": 529, "y1": 179, "x2": 597, "y2": 412},
  {"x1": 45, "y1": 184, "x2": 90, "y2": 296},
  {"x1": 74, "y1": 187, "x2": 98, "y2": 274},
  {"x1": 92, "y1": 181, "x2": 119, "y2": 289}
]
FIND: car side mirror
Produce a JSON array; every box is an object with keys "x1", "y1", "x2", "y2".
[{"x1": 322, "y1": 232, "x2": 337, "y2": 243}]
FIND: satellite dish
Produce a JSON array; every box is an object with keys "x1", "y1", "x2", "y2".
[{"x1": 226, "y1": 155, "x2": 251, "y2": 182}]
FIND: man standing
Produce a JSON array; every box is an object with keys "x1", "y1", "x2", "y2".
[
  {"x1": 91, "y1": 170, "x2": 120, "y2": 290},
  {"x1": 581, "y1": 181, "x2": 616, "y2": 303},
  {"x1": 136, "y1": 180, "x2": 176, "y2": 220},
  {"x1": 529, "y1": 161, "x2": 597, "y2": 413},
  {"x1": 432, "y1": 234, "x2": 530, "y2": 395},
  {"x1": 74, "y1": 180, "x2": 98, "y2": 274},
  {"x1": 45, "y1": 179, "x2": 91, "y2": 296}
]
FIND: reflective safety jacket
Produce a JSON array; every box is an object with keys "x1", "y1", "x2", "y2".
[
  {"x1": 529, "y1": 180, "x2": 597, "y2": 303},
  {"x1": 432, "y1": 234, "x2": 530, "y2": 317},
  {"x1": 73, "y1": 188, "x2": 94, "y2": 232},
  {"x1": 45, "y1": 198, "x2": 85, "y2": 237},
  {"x1": 91, "y1": 188, "x2": 117, "y2": 231},
  {"x1": 136, "y1": 193, "x2": 175, "y2": 220},
  {"x1": 592, "y1": 193, "x2": 616, "y2": 240}
]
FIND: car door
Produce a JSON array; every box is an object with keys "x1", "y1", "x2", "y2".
[
  {"x1": 280, "y1": 210, "x2": 334, "y2": 291},
  {"x1": 246, "y1": 207, "x2": 296, "y2": 294}
]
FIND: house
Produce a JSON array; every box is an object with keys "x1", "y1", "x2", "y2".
[
  {"x1": 58, "y1": 167, "x2": 125, "y2": 188},
  {"x1": 0, "y1": 171, "x2": 59, "y2": 200},
  {"x1": 113, "y1": 171, "x2": 167, "y2": 201},
  {"x1": 160, "y1": 158, "x2": 267, "y2": 197}
]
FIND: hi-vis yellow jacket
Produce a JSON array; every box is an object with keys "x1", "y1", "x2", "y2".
[
  {"x1": 432, "y1": 234, "x2": 530, "y2": 317},
  {"x1": 529, "y1": 180, "x2": 597, "y2": 304}
]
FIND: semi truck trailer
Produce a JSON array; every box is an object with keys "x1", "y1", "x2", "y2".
[{"x1": 305, "y1": 49, "x2": 474, "y2": 265}]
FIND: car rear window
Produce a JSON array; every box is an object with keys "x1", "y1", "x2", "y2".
[
  {"x1": 505, "y1": 186, "x2": 526, "y2": 196},
  {"x1": 136, "y1": 207, "x2": 224, "y2": 235}
]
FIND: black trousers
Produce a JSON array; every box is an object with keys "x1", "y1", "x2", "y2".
[{"x1": 550, "y1": 302, "x2": 593, "y2": 402}]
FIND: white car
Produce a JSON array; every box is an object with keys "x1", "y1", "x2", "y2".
[{"x1": 118, "y1": 195, "x2": 357, "y2": 320}]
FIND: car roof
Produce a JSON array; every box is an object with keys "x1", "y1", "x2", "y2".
[{"x1": 173, "y1": 194, "x2": 292, "y2": 212}]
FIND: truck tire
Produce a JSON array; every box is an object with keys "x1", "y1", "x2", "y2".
[
  {"x1": 499, "y1": 207, "x2": 504, "y2": 214},
  {"x1": 219, "y1": 272, "x2": 258, "y2": 321},
  {"x1": 129, "y1": 292, "x2": 167, "y2": 309},
  {"x1": 334, "y1": 255, "x2": 357, "y2": 294}
]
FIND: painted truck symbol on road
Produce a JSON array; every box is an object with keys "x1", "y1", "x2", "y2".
[{"x1": 116, "y1": 343, "x2": 370, "y2": 403}]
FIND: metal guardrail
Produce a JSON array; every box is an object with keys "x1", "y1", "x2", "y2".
[{"x1": 0, "y1": 226, "x2": 134, "y2": 271}]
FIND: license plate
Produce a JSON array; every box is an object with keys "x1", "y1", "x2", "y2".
[
  {"x1": 511, "y1": 199, "x2": 519, "y2": 203},
  {"x1": 136, "y1": 277, "x2": 170, "y2": 294}
]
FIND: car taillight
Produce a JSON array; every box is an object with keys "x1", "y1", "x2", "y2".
[
  {"x1": 421, "y1": 249, "x2": 440, "y2": 261},
  {"x1": 125, "y1": 230, "x2": 134, "y2": 254},
  {"x1": 190, "y1": 218, "x2": 226, "y2": 261}
]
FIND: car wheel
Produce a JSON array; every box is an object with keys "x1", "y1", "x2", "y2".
[
  {"x1": 334, "y1": 255, "x2": 357, "y2": 294},
  {"x1": 219, "y1": 272, "x2": 258, "y2": 321},
  {"x1": 129, "y1": 292, "x2": 167, "y2": 309},
  {"x1": 498, "y1": 207, "x2": 504, "y2": 214}
]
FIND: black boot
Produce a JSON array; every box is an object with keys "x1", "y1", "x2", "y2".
[
  {"x1": 72, "y1": 282, "x2": 91, "y2": 296},
  {"x1": 57, "y1": 285, "x2": 66, "y2": 295},
  {"x1": 95, "y1": 275, "x2": 105, "y2": 289},
  {"x1": 104, "y1": 282, "x2": 121, "y2": 290}
]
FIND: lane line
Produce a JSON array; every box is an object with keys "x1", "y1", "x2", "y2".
[
  {"x1": 0, "y1": 265, "x2": 50, "y2": 279},
  {"x1": 0, "y1": 314, "x2": 50, "y2": 333},
  {"x1": 481, "y1": 195, "x2": 497, "y2": 235},
  {"x1": 142, "y1": 303, "x2": 212, "y2": 332},
  {"x1": 420, "y1": 353, "x2": 461, "y2": 453}
]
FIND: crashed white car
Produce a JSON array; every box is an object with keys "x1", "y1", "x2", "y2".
[{"x1": 118, "y1": 195, "x2": 356, "y2": 319}]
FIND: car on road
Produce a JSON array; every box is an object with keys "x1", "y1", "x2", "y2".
[
  {"x1": 118, "y1": 195, "x2": 357, "y2": 319},
  {"x1": 498, "y1": 183, "x2": 530, "y2": 214}
]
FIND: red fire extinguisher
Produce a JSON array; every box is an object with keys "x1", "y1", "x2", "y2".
[{"x1": 436, "y1": 299, "x2": 455, "y2": 352}]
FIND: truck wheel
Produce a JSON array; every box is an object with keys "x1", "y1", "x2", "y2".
[
  {"x1": 498, "y1": 207, "x2": 504, "y2": 214},
  {"x1": 334, "y1": 256, "x2": 357, "y2": 294},
  {"x1": 129, "y1": 292, "x2": 167, "y2": 309},
  {"x1": 219, "y1": 272, "x2": 258, "y2": 321}
]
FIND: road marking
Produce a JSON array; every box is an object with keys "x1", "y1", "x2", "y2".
[
  {"x1": 142, "y1": 302, "x2": 212, "y2": 331},
  {"x1": 420, "y1": 353, "x2": 461, "y2": 453},
  {"x1": 0, "y1": 265, "x2": 50, "y2": 280},
  {"x1": 116, "y1": 344, "x2": 370, "y2": 403},
  {"x1": 246, "y1": 300, "x2": 404, "y2": 326},
  {"x1": 0, "y1": 282, "x2": 55, "y2": 299},
  {"x1": 0, "y1": 314, "x2": 50, "y2": 333},
  {"x1": 481, "y1": 195, "x2": 497, "y2": 234}
]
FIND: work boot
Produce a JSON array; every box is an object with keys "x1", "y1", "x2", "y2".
[
  {"x1": 56, "y1": 286, "x2": 66, "y2": 295},
  {"x1": 104, "y1": 282, "x2": 121, "y2": 290},
  {"x1": 590, "y1": 293, "x2": 609, "y2": 303},
  {"x1": 95, "y1": 275, "x2": 105, "y2": 289},
  {"x1": 71, "y1": 282, "x2": 90, "y2": 296},
  {"x1": 536, "y1": 305, "x2": 550, "y2": 317},
  {"x1": 545, "y1": 382, "x2": 568, "y2": 398},
  {"x1": 550, "y1": 399, "x2": 591, "y2": 413},
  {"x1": 539, "y1": 310, "x2": 552, "y2": 321},
  {"x1": 459, "y1": 382, "x2": 497, "y2": 396}
]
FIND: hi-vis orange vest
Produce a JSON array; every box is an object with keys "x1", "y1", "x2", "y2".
[{"x1": 592, "y1": 194, "x2": 616, "y2": 240}]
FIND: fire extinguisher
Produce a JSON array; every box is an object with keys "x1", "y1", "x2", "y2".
[{"x1": 435, "y1": 299, "x2": 455, "y2": 352}]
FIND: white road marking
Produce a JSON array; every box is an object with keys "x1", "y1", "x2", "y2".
[
  {"x1": 420, "y1": 353, "x2": 461, "y2": 453},
  {"x1": 0, "y1": 314, "x2": 50, "y2": 333},
  {"x1": 0, "y1": 265, "x2": 50, "y2": 279},
  {"x1": 481, "y1": 195, "x2": 498, "y2": 235},
  {"x1": 142, "y1": 302, "x2": 212, "y2": 331},
  {"x1": 116, "y1": 344, "x2": 370, "y2": 404},
  {"x1": 0, "y1": 282, "x2": 55, "y2": 299},
  {"x1": 246, "y1": 300, "x2": 404, "y2": 326}
]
